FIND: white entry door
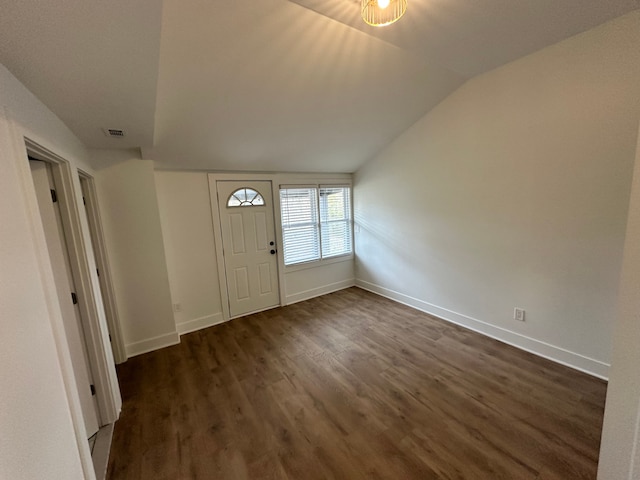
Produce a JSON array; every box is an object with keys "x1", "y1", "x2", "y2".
[
  {"x1": 29, "y1": 160, "x2": 100, "y2": 438},
  {"x1": 216, "y1": 181, "x2": 280, "y2": 318}
]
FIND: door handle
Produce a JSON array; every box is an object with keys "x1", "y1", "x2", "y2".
[{"x1": 270, "y1": 249, "x2": 277, "y2": 255}]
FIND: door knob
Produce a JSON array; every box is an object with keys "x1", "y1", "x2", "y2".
[{"x1": 270, "y1": 249, "x2": 276, "y2": 255}]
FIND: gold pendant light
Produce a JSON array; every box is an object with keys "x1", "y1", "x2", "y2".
[{"x1": 361, "y1": 0, "x2": 407, "y2": 27}]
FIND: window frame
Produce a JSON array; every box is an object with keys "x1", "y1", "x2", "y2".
[
  {"x1": 279, "y1": 183, "x2": 353, "y2": 270},
  {"x1": 279, "y1": 186, "x2": 321, "y2": 265},
  {"x1": 318, "y1": 186, "x2": 352, "y2": 260}
]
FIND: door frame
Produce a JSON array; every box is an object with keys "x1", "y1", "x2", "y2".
[
  {"x1": 24, "y1": 139, "x2": 121, "y2": 427},
  {"x1": 78, "y1": 171, "x2": 126, "y2": 364},
  {"x1": 208, "y1": 173, "x2": 286, "y2": 321},
  {"x1": 4, "y1": 112, "x2": 91, "y2": 478},
  {"x1": 29, "y1": 158, "x2": 101, "y2": 437}
]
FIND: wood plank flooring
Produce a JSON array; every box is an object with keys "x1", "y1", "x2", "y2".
[{"x1": 107, "y1": 287, "x2": 607, "y2": 479}]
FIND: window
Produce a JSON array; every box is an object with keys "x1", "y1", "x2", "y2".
[
  {"x1": 227, "y1": 188, "x2": 265, "y2": 207},
  {"x1": 319, "y1": 187, "x2": 352, "y2": 258},
  {"x1": 280, "y1": 188, "x2": 320, "y2": 265},
  {"x1": 280, "y1": 186, "x2": 352, "y2": 265}
]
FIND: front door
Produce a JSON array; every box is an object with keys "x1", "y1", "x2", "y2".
[{"x1": 216, "y1": 181, "x2": 280, "y2": 318}]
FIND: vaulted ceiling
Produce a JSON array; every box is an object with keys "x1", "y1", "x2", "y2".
[{"x1": 0, "y1": 0, "x2": 637, "y2": 172}]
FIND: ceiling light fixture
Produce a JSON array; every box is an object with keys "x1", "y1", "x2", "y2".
[{"x1": 361, "y1": 0, "x2": 407, "y2": 27}]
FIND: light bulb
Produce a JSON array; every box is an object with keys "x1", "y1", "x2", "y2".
[{"x1": 378, "y1": 0, "x2": 390, "y2": 9}]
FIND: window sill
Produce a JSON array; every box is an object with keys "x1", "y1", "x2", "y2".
[{"x1": 283, "y1": 253, "x2": 354, "y2": 273}]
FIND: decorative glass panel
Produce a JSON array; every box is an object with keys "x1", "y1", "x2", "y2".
[{"x1": 227, "y1": 188, "x2": 265, "y2": 207}]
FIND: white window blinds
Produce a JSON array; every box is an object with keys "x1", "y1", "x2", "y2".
[
  {"x1": 280, "y1": 186, "x2": 352, "y2": 266},
  {"x1": 319, "y1": 187, "x2": 352, "y2": 259},
  {"x1": 280, "y1": 188, "x2": 320, "y2": 265}
]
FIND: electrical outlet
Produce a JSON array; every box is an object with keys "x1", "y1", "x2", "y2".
[
  {"x1": 173, "y1": 303, "x2": 182, "y2": 312},
  {"x1": 514, "y1": 307, "x2": 525, "y2": 322}
]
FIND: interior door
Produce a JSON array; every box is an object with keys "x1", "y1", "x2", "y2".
[
  {"x1": 79, "y1": 173, "x2": 125, "y2": 364},
  {"x1": 217, "y1": 181, "x2": 280, "y2": 318},
  {"x1": 29, "y1": 160, "x2": 100, "y2": 438}
]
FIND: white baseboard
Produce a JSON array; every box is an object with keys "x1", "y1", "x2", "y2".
[
  {"x1": 177, "y1": 313, "x2": 225, "y2": 335},
  {"x1": 356, "y1": 280, "x2": 609, "y2": 380},
  {"x1": 125, "y1": 331, "x2": 180, "y2": 358},
  {"x1": 286, "y1": 278, "x2": 356, "y2": 305}
]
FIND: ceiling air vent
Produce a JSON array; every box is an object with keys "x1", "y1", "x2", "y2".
[{"x1": 103, "y1": 128, "x2": 126, "y2": 138}]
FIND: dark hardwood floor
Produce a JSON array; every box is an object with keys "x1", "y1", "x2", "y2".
[{"x1": 107, "y1": 287, "x2": 607, "y2": 479}]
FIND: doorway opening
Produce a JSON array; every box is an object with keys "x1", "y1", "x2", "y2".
[
  {"x1": 29, "y1": 157, "x2": 100, "y2": 437},
  {"x1": 78, "y1": 171, "x2": 126, "y2": 364},
  {"x1": 25, "y1": 139, "x2": 121, "y2": 443}
]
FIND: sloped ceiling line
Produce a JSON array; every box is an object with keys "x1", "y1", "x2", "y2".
[{"x1": 0, "y1": 0, "x2": 637, "y2": 172}]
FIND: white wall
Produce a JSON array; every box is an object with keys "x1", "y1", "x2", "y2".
[
  {"x1": 1, "y1": 107, "x2": 86, "y2": 480},
  {"x1": 0, "y1": 63, "x2": 101, "y2": 479},
  {"x1": 598, "y1": 120, "x2": 640, "y2": 479},
  {"x1": 94, "y1": 153, "x2": 178, "y2": 357},
  {"x1": 153, "y1": 171, "x2": 355, "y2": 333},
  {"x1": 284, "y1": 260, "x2": 355, "y2": 305},
  {"x1": 354, "y1": 12, "x2": 640, "y2": 378},
  {"x1": 155, "y1": 171, "x2": 223, "y2": 334},
  {"x1": 276, "y1": 173, "x2": 356, "y2": 305}
]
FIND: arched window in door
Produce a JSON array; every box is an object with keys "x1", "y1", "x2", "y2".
[{"x1": 227, "y1": 188, "x2": 265, "y2": 207}]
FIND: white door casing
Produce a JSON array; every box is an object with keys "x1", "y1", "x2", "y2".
[
  {"x1": 30, "y1": 160, "x2": 100, "y2": 438},
  {"x1": 79, "y1": 173, "x2": 127, "y2": 365},
  {"x1": 216, "y1": 181, "x2": 280, "y2": 318}
]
